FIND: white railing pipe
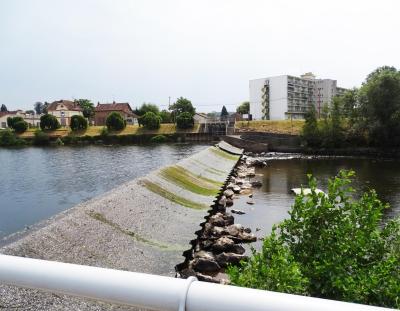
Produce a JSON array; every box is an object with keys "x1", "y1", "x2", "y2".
[{"x1": 0, "y1": 255, "x2": 394, "y2": 311}]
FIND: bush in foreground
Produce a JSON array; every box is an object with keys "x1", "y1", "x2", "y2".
[
  {"x1": 228, "y1": 170, "x2": 400, "y2": 308},
  {"x1": 140, "y1": 111, "x2": 161, "y2": 130},
  {"x1": 176, "y1": 112, "x2": 194, "y2": 129},
  {"x1": 106, "y1": 112, "x2": 125, "y2": 131},
  {"x1": 70, "y1": 115, "x2": 88, "y2": 131},
  {"x1": 0, "y1": 129, "x2": 24, "y2": 146},
  {"x1": 40, "y1": 114, "x2": 60, "y2": 131}
]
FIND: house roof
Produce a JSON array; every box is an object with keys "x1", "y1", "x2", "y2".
[
  {"x1": 194, "y1": 113, "x2": 209, "y2": 119},
  {"x1": 47, "y1": 100, "x2": 82, "y2": 111},
  {"x1": 95, "y1": 102, "x2": 138, "y2": 117},
  {"x1": 0, "y1": 110, "x2": 22, "y2": 118}
]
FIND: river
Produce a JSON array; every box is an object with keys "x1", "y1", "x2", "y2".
[
  {"x1": 1, "y1": 147, "x2": 400, "y2": 245},
  {"x1": 233, "y1": 156, "x2": 400, "y2": 249},
  {"x1": 0, "y1": 144, "x2": 210, "y2": 239}
]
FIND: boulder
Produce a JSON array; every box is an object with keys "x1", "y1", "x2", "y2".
[
  {"x1": 231, "y1": 209, "x2": 245, "y2": 215},
  {"x1": 195, "y1": 272, "x2": 220, "y2": 283},
  {"x1": 246, "y1": 200, "x2": 255, "y2": 205},
  {"x1": 209, "y1": 213, "x2": 225, "y2": 226},
  {"x1": 222, "y1": 213, "x2": 234, "y2": 226},
  {"x1": 211, "y1": 236, "x2": 235, "y2": 252},
  {"x1": 235, "y1": 179, "x2": 245, "y2": 185},
  {"x1": 223, "y1": 189, "x2": 234, "y2": 198},
  {"x1": 251, "y1": 180, "x2": 262, "y2": 187},
  {"x1": 230, "y1": 244, "x2": 246, "y2": 254},
  {"x1": 191, "y1": 257, "x2": 221, "y2": 273},
  {"x1": 211, "y1": 226, "x2": 225, "y2": 237},
  {"x1": 218, "y1": 195, "x2": 227, "y2": 207},
  {"x1": 224, "y1": 224, "x2": 244, "y2": 237},
  {"x1": 232, "y1": 185, "x2": 241, "y2": 193},
  {"x1": 216, "y1": 252, "x2": 248, "y2": 267},
  {"x1": 226, "y1": 198, "x2": 234, "y2": 207},
  {"x1": 237, "y1": 231, "x2": 257, "y2": 243}
]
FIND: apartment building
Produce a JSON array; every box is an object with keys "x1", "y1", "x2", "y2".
[{"x1": 249, "y1": 72, "x2": 347, "y2": 120}]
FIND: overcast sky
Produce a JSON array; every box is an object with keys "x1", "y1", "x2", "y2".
[{"x1": 1, "y1": 0, "x2": 399, "y2": 112}]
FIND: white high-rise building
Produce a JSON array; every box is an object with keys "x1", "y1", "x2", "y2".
[{"x1": 249, "y1": 73, "x2": 347, "y2": 120}]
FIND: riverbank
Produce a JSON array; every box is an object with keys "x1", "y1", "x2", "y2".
[
  {"x1": 0, "y1": 124, "x2": 214, "y2": 147},
  {"x1": 0, "y1": 143, "x2": 242, "y2": 310}
]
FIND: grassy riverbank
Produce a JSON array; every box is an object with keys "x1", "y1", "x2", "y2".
[
  {"x1": 18, "y1": 124, "x2": 200, "y2": 138},
  {"x1": 235, "y1": 120, "x2": 304, "y2": 135}
]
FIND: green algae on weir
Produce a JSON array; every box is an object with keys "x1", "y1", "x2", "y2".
[
  {"x1": 159, "y1": 165, "x2": 222, "y2": 196},
  {"x1": 141, "y1": 180, "x2": 209, "y2": 210},
  {"x1": 210, "y1": 147, "x2": 241, "y2": 161},
  {"x1": 87, "y1": 210, "x2": 187, "y2": 251}
]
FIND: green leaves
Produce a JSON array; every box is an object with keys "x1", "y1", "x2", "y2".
[{"x1": 228, "y1": 170, "x2": 400, "y2": 308}]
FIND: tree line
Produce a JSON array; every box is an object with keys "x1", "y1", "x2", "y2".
[{"x1": 302, "y1": 66, "x2": 400, "y2": 149}]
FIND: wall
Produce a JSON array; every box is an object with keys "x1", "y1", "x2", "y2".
[
  {"x1": 269, "y1": 75, "x2": 288, "y2": 120},
  {"x1": 249, "y1": 78, "x2": 267, "y2": 120}
]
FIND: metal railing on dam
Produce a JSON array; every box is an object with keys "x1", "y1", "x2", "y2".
[{"x1": 0, "y1": 254, "x2": 394, "y2": 311}]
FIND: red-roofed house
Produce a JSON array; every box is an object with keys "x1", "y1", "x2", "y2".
[
  {"x1": 47, "y1": 100, "x2": 83, "y2": 127},
  {"x1": 94, "y1": 102, "x2": 139, "y2": 126}
]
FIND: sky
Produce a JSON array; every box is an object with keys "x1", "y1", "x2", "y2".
[{"x1": 1, "y1": 0, "x2": 399, "y2": 112}]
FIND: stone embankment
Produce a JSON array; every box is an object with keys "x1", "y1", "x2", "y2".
[
  {"x1": 0, "y1": 142, "x2": 242, "y2": 311},
  {"x1": 176, "y1": 152, "x2": 268, "y2": 284}
]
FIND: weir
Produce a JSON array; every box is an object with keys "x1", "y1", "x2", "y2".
[{"x1": 0, "y1": 142, "x2": 242, "y2": 310}]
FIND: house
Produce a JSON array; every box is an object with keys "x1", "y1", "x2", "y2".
[
  {"x1": 94, "y1": 102, "x2": 139, "y2": 126},
  {"x1": 47, "y1": 100, "x2": 83, "y2": 126},
  {"x1": 0, "y1": 110, "x2": 25, "y2": 129},
  {"x1": 193, "y1": 113, "x2": 209, "y2": 124}
]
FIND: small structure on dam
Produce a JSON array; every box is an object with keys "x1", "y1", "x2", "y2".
[{"x1": 0, "y1": 142, "x2": 242, "y2": 310}]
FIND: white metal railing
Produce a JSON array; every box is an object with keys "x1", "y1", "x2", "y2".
[{"x1": 0, "y1": 255, "x2": 395, "y2": 311}]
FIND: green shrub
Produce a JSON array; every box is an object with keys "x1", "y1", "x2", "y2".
[
  {"x1": 176, "y1": 112, "x2": 194, "y2": 129},
  {"x1": 228, "y1": 170, "x2": 400, "y2": 308},
  {"x1": 40, "y1": 114, "x2": 60, "y2": 131},
  {"x1": 12, "y1": 120, "x2": 28, "y2": 133},
  {"x1": 33, "y1": 130, "x2": 50, "y2": 145},
  {"x1": 106, "y1": 112, "x2": 125, "y2": 131},
  {"x1": 7, "y1": 116, "x2": 24, "y2": 129},
  {"x1": 0, "y1": 129, "x2": 18, "y2": 146},
  {"x1": 55, "y1": 137, "x2": 64, "y2": 146},
  {"x1": 140, "y1": 111, "x2": 161, "y2": 130},
  {"x1": 70, "y1": 115, "x2": 88, "y2": 131},
  {"x1": 150, "y1": 134, "x2": 168, "y2": 143},
  {"x1": 100, "y1": 126, "x2": 109, "y2": 137}
]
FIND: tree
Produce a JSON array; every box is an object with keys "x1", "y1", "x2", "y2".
[
  {"x1": 301, "y1": 105, "x2": 320, "y2": 147},
  {"x1": 0, "y1": 104, "x2": 7, "y2": 112},
  {"x1": 106, "y1": 112, "x2": 126, "y2": 131},
  {"x1": 42, "y1": 102, "x2": 49, "y2": 114},
  {"x1": 138, "y1": 103, "x2": 160, "y2": 116},
  {"x1": 40, "y1": 114, "x2": 60, "y2": 130},
  {"x1": 6, "y1": 116, "x2": 28, "y2": 133},
  {"x1": 169, "y1": 97, "x2": 195, "y2": 119},
  {"x1": 12, "y1": 120, "x2": 28, "y2": 133},
  {"x1": 220, "y1": 106, "x2": 229, "y2": 121},
  {"x1": 236, "y1": 101, "x2": 250, "y2": 115},
  {"x1": 70, "y1": 115, "x2": 88, "y2": 131},
  {"x1": 34, "y1": 102, "x2": 44, "y2": 115},
  {"x1": 159, "y1": 110, "x2": 172, "y2": 123},
  {"x1": 7, "y1": 116, "x2": 23, "y2": 128},
  {"x1": 140, "y1": 111, "x2": 161, "y2": 130},
  {"x1": 358, "y1": 66, "x2": 400, "y2": 146},
  {"x1": 75, "y1": 99, "x2": 95, "y2": 119},
  {"x1": 228, "y1": 171, "x2": 400, "y2": 308},
  {"x1": 176, "y1": 112, "x2": 194, "y2": 129}
]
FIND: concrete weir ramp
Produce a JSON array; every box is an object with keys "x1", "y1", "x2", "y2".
[{"x1": 0, "y1": 142, "x2": 242, "y2": 311}]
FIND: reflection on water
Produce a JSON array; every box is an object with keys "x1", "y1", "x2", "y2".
[
  {"x1": 0, "y1": 144, "x2": 209, "y2": 238},
  {"x1": 233, "y1": 157, "x2": 400, "y2": 250}
]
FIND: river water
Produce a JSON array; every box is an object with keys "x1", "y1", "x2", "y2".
[
  {"x1": 0, "y1": 144, "x2": 209, "y2": 239},
  {"x1": 1, "y1": 147, "x2": 400, "y2": 245},
  {"x1": 233, "y1": 156, "x2": 400, "y2": 249}
]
